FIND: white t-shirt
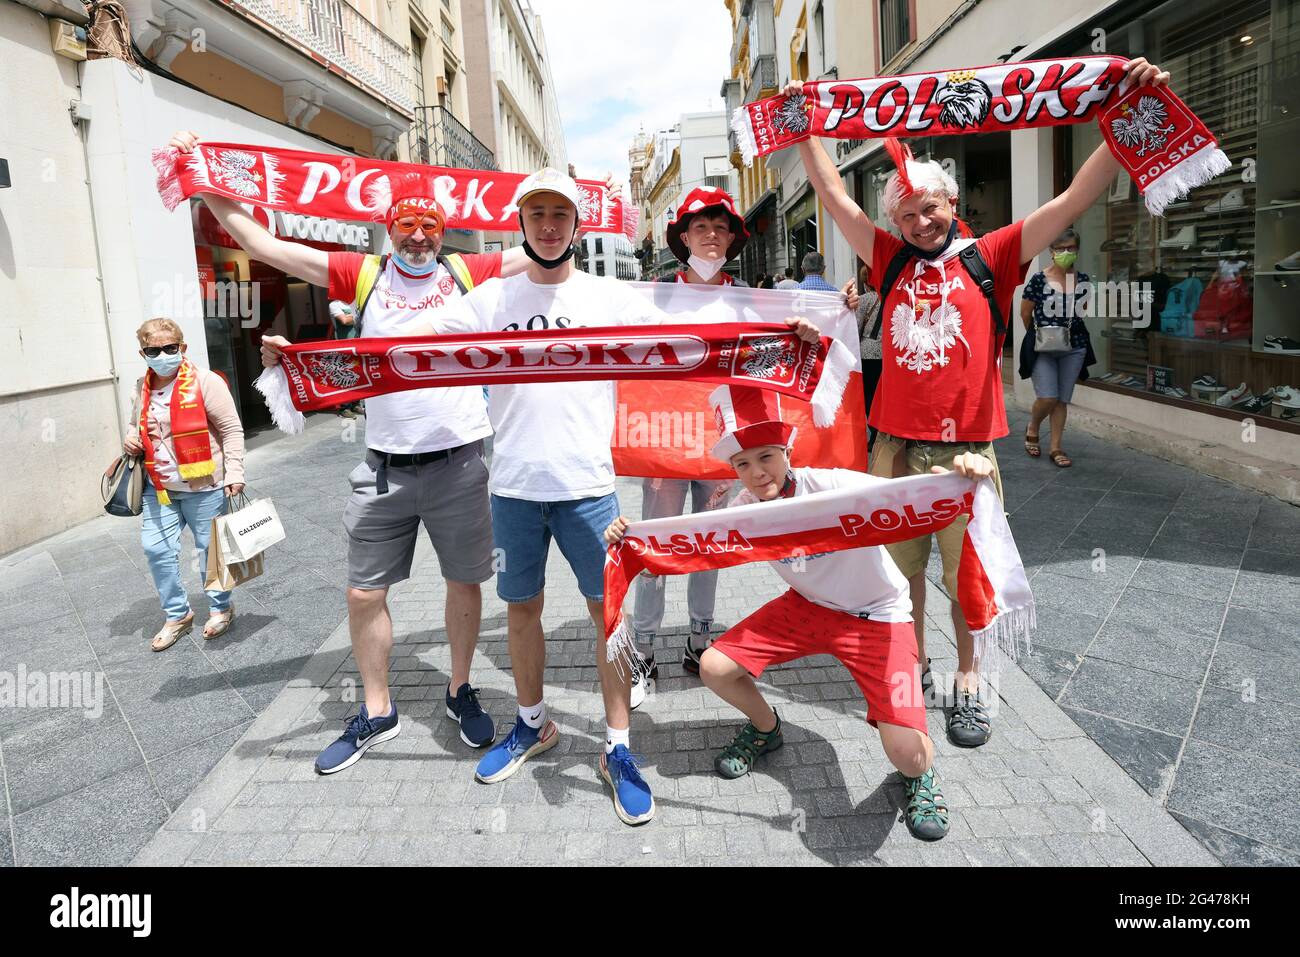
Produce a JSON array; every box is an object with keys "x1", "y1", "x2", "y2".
[
  {"x1": 734, "y1": 467, "x2": 912, "y2": 622},
  {"x1": 327, "y1": 252, "x2": 500, "y2": 455},
  {"x1": 775, "y1": 278, "x2": 801, "y2": 290},
  {"x1": 438, "y1": 270, "x2": 665, "y2": 501}
]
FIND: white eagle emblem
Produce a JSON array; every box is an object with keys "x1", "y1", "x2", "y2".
[
  {"x1": 307, "y1": 352, "x2": 362, "y2": 390},
  {"x1": 576, "y1": 185, "x2": 603, "y2": 225},
  {"x1": 935, "y1": 76, "x2": 992, "y2": 129},
  {"x1": 739, "y1": 336, "x2": 797, "y2": 381},
  {"x1": 208, "y1": 149, "x2": 265, "y2": 198},
  {"x1": 1109, "y1": 96, "x2": 1177, "y2": 157},
  {"x1": 773, "y1": 93, "x2": 811, "y2": 135},
  {"x1": 890, "y1": 298, "x2": 971, "y2": 374}
]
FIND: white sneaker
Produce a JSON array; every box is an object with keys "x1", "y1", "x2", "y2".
[
  {"x1": 1205, "y1": 188, "x2": 1245, "y2": 212},
  {"x1": 630, "y1": 656, "x2": 657, "y2": 711},
  {"x1": 1276, "y1": 250, "x2": 1300, "y2": 271},
  {"x1": 1160, "y1": 224, "x2": 1197, "y2": 248},
  {"x1": 1215, "y1": 383, "x2": 1250, "y2": 407},
  {"x1": 1273, "y1": 386, "x2": 1300, "y2": 409}
]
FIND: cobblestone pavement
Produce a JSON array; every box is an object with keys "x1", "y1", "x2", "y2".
[{"x1": 130, "y1": 443, "x2": 1215, "y2": 866}]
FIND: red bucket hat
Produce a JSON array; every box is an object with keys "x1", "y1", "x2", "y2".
[{"x1": 667, "y1": 187, "x2": 749, "y2": 264}]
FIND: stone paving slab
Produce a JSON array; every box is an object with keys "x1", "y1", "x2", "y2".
[{"x1": 134, "y1": 478, "x2": 1218, "y2": 867}]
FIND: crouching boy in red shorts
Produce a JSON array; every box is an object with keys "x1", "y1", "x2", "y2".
[{"x1": 606, "y1": 385, "x2": 996, "y2": 841}]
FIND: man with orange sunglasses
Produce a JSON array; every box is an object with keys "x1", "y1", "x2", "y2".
[{"x1": 168, "y1": 130, "x2": 556, "y2": 774}]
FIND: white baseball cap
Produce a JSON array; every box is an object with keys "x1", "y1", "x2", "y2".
[{"x1": 516, "y1": 167, "x2": 582, "y2": 211}]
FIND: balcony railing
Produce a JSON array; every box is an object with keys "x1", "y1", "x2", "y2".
[
  {"x1": 241, "y1": 0, "x2": 418, "y2": 112},
  {"x1": 748, "y1": 53, "x2": 776, "y2": 100},
  {"x1": 407, "y1": 105, "x2": 497, "y2": 171}
]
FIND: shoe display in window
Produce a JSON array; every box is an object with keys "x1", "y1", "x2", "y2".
[
  {"x1": 1099, "y1": 228, "x2": 1136, "y2": 252},
  {"x1": 1214, "y1": 383, "x2": 1251, "y2": 407},
  {"x1": 1263, "y1": 336, "x2": 1300, "y2": 355},
  {"x1": 1276, "y1": 251, "x2": 1300, "y2": 271},
  {"x1": 1239, "y1": 392, "x2": 1275, "y2": 415},
  {"x1": 1273, "y1": 385, "x2": 1300, "y2": 409},
  {"x1": 1201, "y1": 233, "x2": 1247, "y2": 257},
  {"x1": 1160, "y1": 224, "x2": 1197, "y2": 249},
  {"x1": 1192, "y1": 374, "x2": 1228, "y2": 392},
  {"x1": 1204, "y1": 188, "x2": 1246, "y2": 212},
  {"x1": 1156, "y1": 385, "x2": 1190, "y2": 398}
]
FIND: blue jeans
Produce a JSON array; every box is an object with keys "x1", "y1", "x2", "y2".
[
  {"x1": 141, "y1": 480, "x2": 232, "y2": 620},
  {"x1": 1031, "y1": 347, "x2": 1088, "y2": 404},
  {"x1": 490, "y1": 492, "x2": 620, "y2": 603},
  {"x1": 631, "y1": 478, "x2": 728, "y2": 636}
]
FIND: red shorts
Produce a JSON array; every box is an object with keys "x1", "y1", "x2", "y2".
[{"x1": 710, "y1": 589, "x2": 927, "y2": 734}]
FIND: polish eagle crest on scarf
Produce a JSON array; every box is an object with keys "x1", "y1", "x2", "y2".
[
  {"x1": 738, "y1": 335, "x2": 799, "y2": 382},
  {"x1": 207, "y1": 149, "x2": 266, "y2": 198},
  {"x1": 936, "y1": 70, "x2": 993, "y2": 130},
  {"x1": 773, "y1": 93, "x2": 811, "y2": 136},
  {"x1": 305, "y1": 351, "x2": 364, "y2": 391},
  {"x1": 1109, "y1": 95, "x2": 1178, "y2": 157}
]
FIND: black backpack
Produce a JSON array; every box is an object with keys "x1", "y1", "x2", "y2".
[{"x1": 868, "y1": 242, "x2": 1005, "y2": 341}]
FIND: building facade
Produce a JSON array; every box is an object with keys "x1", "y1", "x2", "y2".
[
  {"x1": 0, "y1": 0, "x2": 542, "y2": 553},
  {"x1": 723, "y1": 0, "x2": 1300, "y2": 493},
  {"x1": 581, "y1": 234, "x2": 638, "y2": 281}
]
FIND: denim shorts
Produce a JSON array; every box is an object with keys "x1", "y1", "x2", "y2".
[
  {"x1": 490, "y1": 492, "x2": 620, "y2": 603},
  {"x1": 1031, "y1": 347, "x2": 1088, "y2": 403}
]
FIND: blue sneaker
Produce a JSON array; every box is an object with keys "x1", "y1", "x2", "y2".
[
  {"x1": 446, "y1": 683, "x2": 495, "y2": 748},
  {"x1": 474, "y1": 716, "x2": 559, "y2": 784},
  {"x1": 314, "y1": 703, "x2": 400, "y2": 775},
  {"x1": 599, "y1": 745, "x2": 655, "y2": 826}
]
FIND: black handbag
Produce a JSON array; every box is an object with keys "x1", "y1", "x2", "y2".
[{"x1": 102, "y1": 385, "x2": 144, "y2": 517}]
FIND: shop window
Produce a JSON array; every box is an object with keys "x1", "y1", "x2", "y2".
[{"x1": 1059, "y1": 0, "x2": 1300, "y2": 430}]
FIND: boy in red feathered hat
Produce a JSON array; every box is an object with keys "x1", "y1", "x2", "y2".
[
  {"x1": 779, "y1": 57, "x2": 1171, "y2": 749},
  {"x1": 606, "y1": 384, "x2": 997, "y2": 841},
  {"x1": 627, "y1": 187, "x2": 861, "y2": 710}
]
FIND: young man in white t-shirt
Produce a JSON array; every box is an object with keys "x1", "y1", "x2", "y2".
[
  {"x1": 167, "y1": 131, "x2": 538, "y2": 774},
  {"x1": 406, "y1": 168, "x2": 824, "y2": 826},
  {"x1": 606, "y1": 385, "x2": 995, "y2": 841}
]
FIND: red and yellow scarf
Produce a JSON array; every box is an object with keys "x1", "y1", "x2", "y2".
[{"x1": 139, "y1": 358, "x2": 214, "y2": 504}]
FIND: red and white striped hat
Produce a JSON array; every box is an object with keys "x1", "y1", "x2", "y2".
[{"x1": 708, "y1": 385, "x2": 796, "y2": 462}]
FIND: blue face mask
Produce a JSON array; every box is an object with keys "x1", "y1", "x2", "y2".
[
  {"x1": 391, "y1": 250, "x2": 438, "y2": 276},
  {"x1": 145, "y1": 351, "x2": 183, "y2": 377}
]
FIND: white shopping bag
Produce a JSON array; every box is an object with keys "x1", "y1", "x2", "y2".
[{"x1": 217, "y1": 494, "x2": 286, "y2": 562}]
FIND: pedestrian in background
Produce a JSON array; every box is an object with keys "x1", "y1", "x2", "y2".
[
  {"x1": 123, "y1": 318, "x2": 245, "y2": 652},
  {"x1": 798, "y1": 251, "x2": 837, "y2": 292},
  {"x1": 854, "y1": 263, "x2": 883, "y2": 447},
  {"x1": 328, "y1": 299, "x2": 362, "y2": 419},
  {"x1": 775, "y1": 267, "x2": 800, "y2": 289}
]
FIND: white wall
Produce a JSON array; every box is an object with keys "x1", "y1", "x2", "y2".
[{"x1": 0, "y1": 3, "x2": 119, "y2": 553}]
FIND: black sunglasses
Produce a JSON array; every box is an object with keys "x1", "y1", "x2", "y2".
[{"x1": 142, "y1": 344, "x2": 181, "y2": 358}]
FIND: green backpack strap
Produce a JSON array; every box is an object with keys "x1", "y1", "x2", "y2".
[
  {"x1": 353, "y1": 254, "x2": 386, "y2": 334},
  {"x1": 439, "y1": 253, "x2": 476, "y2": 296}
]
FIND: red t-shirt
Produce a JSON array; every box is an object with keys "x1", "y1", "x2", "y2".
[
  {"x1": 326, "y1": 250, "x2": 502, "y2": 313},
  {"x1": 868, "y1": 222, "x2": 1027, "y2": 442}
]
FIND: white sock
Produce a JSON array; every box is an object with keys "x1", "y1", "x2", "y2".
[
  {"x1": 605, "y1": 726, "x2": 630, "y2": 754},
  {"x1": 519, "y1": 701, "x2": 546, "y2": 730}
]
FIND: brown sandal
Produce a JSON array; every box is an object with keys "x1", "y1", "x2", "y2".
[
  {"x1": 1024, "y1": 430, "x2": 1042, "y2": 458},
  {"x1": 203, "y1": 605, "x2": 235, "y2": 640},
  {"x1": 1049, "y1": 449, "x2": 1073, "y2": 468},
  {"x1": 151, "y1": 613, "x2": 194, "y2": 652}
]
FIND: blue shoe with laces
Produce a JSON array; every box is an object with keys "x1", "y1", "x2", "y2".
[
  {"x1": 314, "y1": 703, "x2": 400, "y2": 775},
  {"x1": 446, "y1": 683, "x2": 495, "y2": 748},
  {"x1": 474, "y1": 715, "x2": 559, "y2": 784},
  {"x1": 599, "y1": 744, "x2": 655, "y2": 826}
]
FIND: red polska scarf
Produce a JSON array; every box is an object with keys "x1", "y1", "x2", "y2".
[
  {"x1": 733, "y1": 56, "x2": 1229, "y2": 216},
  {"x1": 152, "y1": 143, "x2": 639, "y2": 240},
  {"x1": 255, "y1": 322, "x2": 852, "y2": 434},
  {"x1": 602, "y1": 471, "x2": 1034, "y2": 670},
  {"x1": 140, "y1": 358, "x2": 214, "y2": 505}
]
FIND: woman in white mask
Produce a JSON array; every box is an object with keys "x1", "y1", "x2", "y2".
[{"x1": 123, "y1": 319, "x2": 247, "y2": 651}]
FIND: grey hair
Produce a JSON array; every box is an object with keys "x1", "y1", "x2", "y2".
[
  {"x1": 801, "y1": 251, "x2": 825, "y2": 274},
  {"x1": 1051, "y1": 227, "x2": 1081, "y2": 248}
]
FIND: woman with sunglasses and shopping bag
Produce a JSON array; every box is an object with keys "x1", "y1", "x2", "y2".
[{"x1": 122, "y1": 318, "x2": 247, "y2": 651}]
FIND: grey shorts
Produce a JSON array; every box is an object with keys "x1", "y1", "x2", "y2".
[{"x1": 342, "y1": 441, "x2": 494, "y2": 590}]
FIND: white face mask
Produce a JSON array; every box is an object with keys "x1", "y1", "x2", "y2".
[{"x1": 687, "y1": 254, "x2": 725, "y2": 281}]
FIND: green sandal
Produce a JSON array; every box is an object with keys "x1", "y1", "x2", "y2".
[
  {"x1": 902, "y1": 767, "x2": 950, "y2": 841},
  {"x1": 715, "y1": 714, "x2": 784, "y2": 779}
]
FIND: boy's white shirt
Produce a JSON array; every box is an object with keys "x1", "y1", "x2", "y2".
[
  {"x1": 732, "y1": 466, "x2": 913, "y2": 622},
  {"x1": 434, "y1": 269, "x2": 667, "y2": 501}
]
